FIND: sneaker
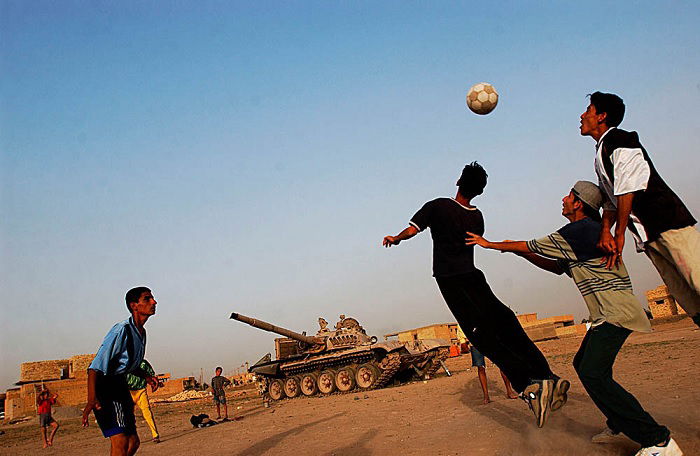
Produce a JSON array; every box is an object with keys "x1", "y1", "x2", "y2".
[
  {"x1": 551, "y1": 378, "x2": 570, "y2": 412},
  {"x1": 591, "y1": 427, "x2": 627, "y2": 444},
  {"x1": 522, "y1": 380, "x2": 553, "y2": 428},
  {"x1": 634, "y1": 437, "x2": 683, "y2": 456}
]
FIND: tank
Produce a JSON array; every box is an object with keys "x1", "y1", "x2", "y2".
[{"x1": 231, "y1": 312, "x2": 450, "y2": 401}]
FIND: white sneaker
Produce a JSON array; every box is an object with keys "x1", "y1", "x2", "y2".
[
  {"x1": 591, "y1": 427, "x2": 627, "y2": 444},
  {"x1": 634, "y1": 437, "x2": 683, "y2": 456}
]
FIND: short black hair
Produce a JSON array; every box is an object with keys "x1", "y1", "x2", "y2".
[
  {"x1": 572, "y1": 195, "x2": 602, "y2": 222},
  {"x1": 457, "y1": 161, "x2": 488, "y2": 199},
  {"x1": 125, "y1": 286, "x2": 151, "y2": 313},
  {"x1": 215, "y1": 366, "x2": 223, "y2": 372},
  {"x1": 588, "y1": 92, "x2": 625, "y2": 128}
]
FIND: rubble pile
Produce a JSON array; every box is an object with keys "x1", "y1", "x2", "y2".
[{"x1": 154, "y1": 390, "x2": 210, "y2": 403}]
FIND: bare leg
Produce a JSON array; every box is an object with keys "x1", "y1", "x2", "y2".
[
  {"x1": 500, "y1": 370, "x2": 519, "y2": 399},
  {"x1": 216, "y1": 403, "x2": 221, "y2": 419},
  {"x1": 109, "y1": 433, "x2": 131, "y2": 456},
  {"x1": 477, "y1": 366, "x2": 490, "y2": 404},
  {"x1": 48, "y1": 421, "x2": 59, "y2": 445},
  {"x1": 223, "y1": 403, "x2": 228, "y2": 420},
  {"x1": 41, "y1": 427, "x2": 48, "y2": 448},
  {"x1": 126, "y1": 433, "x2": 140, "y2": 456}
]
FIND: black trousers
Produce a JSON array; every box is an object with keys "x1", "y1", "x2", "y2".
[
  {"x1": 573, "y1": 323, "x2": 669, "y2": 447},
  {"x1": 436, "y1": 270, "x2": 554, "y2": 392}
]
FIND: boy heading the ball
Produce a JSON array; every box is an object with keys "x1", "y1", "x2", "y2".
[
  {"x1": 580, "y1": 92, "x2": 700, "y2": 328},
  {"x1": 382, "y1": 162, "x2": 568, "y2": 428},
  {"x1": 467, "y1": 181, "x2": 682, "y2": 456}
]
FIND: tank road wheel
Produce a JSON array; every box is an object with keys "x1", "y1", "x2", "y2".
[
  {"x1": 268, "y1": 379, "x2": 286, "y2": 401},
  {"x1": 283, "y1": 376, "x2": 301, "y2": 398},
  {"x1": 300, "y1": 373, "x2": 319, "y2": 396},
  {"x1": 317, "y1": 370, "x2": 336, "y2": 395},
  {"x1": 335, "y1": 367, "x2": 356, "y2": 392},
  {"x1": 355, "y1": 363, "x2": 380, "y2": 389}
]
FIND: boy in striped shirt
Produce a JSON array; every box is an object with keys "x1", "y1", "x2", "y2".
[{"x1": 467, "y1": 181, "x2": 682, "y2": 456}]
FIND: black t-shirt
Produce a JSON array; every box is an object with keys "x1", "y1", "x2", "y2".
[{"x1": 410, "y1": 198, "x2": 485, "y2": 277}]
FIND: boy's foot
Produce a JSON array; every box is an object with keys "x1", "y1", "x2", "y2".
[
  {"x1": 152, "y1": 437, "x2": 161, "y2": 444},
  {"x1": 506, "y1": 391, "x2": 519, "y2": 399},
  {"x1": 522, "y1": 380, "x2": 553, "y2": 428},
  {"x1": 634, "y1": 437, "x2": 683, "y2": 456},
  {"x1": 482, "y1": 397, "x2": 491, "y2": 405},
  {"x1": 551, "y1": 378, "x2": 570, "y2": 412},
  {"x1": 43, "y1": 442, "x2": 48, "y2": 449},
  {"x1": 591, "y1": 427, "x2": 627, "y2": 444}
]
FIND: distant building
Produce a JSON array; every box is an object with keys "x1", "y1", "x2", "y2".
[
  {"x1": 646, "y1": 285, "x2": 686, "y2": 319},
  {"x1": 384, "y1": 313, "x2": 586, "y2": 346},
  {"x1": 3, "y1": 354, "x2": 193, "y2": 421}
]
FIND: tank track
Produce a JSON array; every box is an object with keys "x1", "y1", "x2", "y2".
[
  {"x1": 372, "y1": 352, "x2": 402, "y2": 389},
  {"x1": 281, "y1": 351, "x2": 375, "y2": 377},
  {"x1": 267, "y1": 350, "x2": 404, "y2": 400},
  {"x1": 422, "y1": 347, "x2": 450, "y2": 378}
]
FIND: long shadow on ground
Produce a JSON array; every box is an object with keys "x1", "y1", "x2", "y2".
[
  {"x1": 236, "y1": 412, "x2": 345, "y2": 456},
  {"x1": 325, "y1": 428, "x2": 379, "y2": 456}
]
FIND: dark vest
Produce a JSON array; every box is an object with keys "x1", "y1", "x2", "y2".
[{"x1": 600, "y1": 128, "x2": 695, "y2": 241}]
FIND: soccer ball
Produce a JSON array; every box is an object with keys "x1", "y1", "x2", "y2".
[{"x1": 466, "y1": 83, "x2": 498, "y2": 115}]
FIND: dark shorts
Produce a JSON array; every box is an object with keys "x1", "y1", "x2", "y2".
[
  {"x1": 94, "y1": 374, "x2": 137, "y2": 438},
  {"x1": 470, "y1": 347, "x2": 486, "y2": 367},
  {"x1": 39, "y1": 413, "x2": 54, "y2": 427},
  {"x1": 213, "y1": 392, "x2": 226, "y2": 405}
]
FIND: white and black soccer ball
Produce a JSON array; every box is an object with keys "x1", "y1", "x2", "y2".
[{"x1": 466, "y1": 82, "x2": 498, "y2": 115}]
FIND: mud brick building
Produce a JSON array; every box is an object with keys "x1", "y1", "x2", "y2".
[
  {"x1": 646, "y1": 285, "x2": 686, "y2": 319},
  {"x1": 4, "y1": 355, "x2": 190, "y2": 421},
  {"x1": 384, "y1": 313, "x2": 587, "y2": 347}
]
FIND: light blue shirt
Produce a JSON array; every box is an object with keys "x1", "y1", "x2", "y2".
[{"x1": 89, "y1": 317, "x2": 146, "y2": 375}]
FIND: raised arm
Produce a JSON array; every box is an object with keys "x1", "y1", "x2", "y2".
[
  {"x1": 466, "y1": 232, "x2": 564, "y2": 275},
  {"x1": 383, "y1": 225, "x2": 419, "y2": 247}
]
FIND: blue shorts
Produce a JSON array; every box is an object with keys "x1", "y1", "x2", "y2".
[
  {"x1": 470, "y1": 347, "x2": 486, "y2": 367},
  {"x1": 94, "y1": 374, "x2": 137, "y2": 438}
]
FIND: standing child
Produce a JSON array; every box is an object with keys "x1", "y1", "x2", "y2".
[
  {"x1": 211, "y1": 367, "x2": 232, "y2": 421},
  {"x1": 382, "y1": 162, "x2": 568, "y2": 428},
  {"x1": 37, "y1": 388, "x2": 59, "y2": 448},
  {"x1": 127, "y1": 359, "x2": 160, "y2": 443}
]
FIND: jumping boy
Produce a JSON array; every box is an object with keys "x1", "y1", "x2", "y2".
[
  {"x1": 383, "y1": 162, "x2": 568, "y2": 428},
  {"x1": 82, "y1": 287, "x2": 160, "y2": 456},
  {"x1": 579, "y1": 92, "x2": 700, "y2": 327},
  {"x1": 467, "y1": 181, "x2": 683, "y2": 456}
]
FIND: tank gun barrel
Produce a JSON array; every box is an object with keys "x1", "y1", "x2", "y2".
[{"x1": 230, "y1": 312, "x2": 321, "y2": 345}]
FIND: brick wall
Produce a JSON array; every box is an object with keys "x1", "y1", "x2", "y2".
[
  {"x1": 20, "y1": 359, "x2": 70, "y2": 383},
  {"x1": 70, "y1": 354, "x2": 95, "y2": 378},
  {"x1": 650, "y1": 300, "x2": 676, "y2": 318}
]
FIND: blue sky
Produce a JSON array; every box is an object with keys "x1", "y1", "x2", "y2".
[{"x1": 2, "y1": 1, "x2": 699, "y2": 389}]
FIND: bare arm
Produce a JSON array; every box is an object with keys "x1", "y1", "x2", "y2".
[
  {"x1": 383, "y1": 225, "x2": 419, "y2": 247},
  {"x1": 466, "y1": 232, "x2": 564, "y2": 275},
  {"x1": 82, "y1": 369, "x2": 102, "y2": 426},
  {"x1": 613, "y1": 192, "x2": 634, "y2": 253},
  {"x1": 512, "y1": 251, "x2": 565, "y2": 275}
]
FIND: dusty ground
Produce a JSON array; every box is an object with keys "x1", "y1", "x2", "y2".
[{"x1": 2, "y1": 319, "x2": 699, "y2": 455}]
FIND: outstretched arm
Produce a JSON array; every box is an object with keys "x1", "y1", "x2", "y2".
[
  {"x1": 466, "y1": 232, "x2": 564, "y2": 275},
  {"x1": 383, "y1": 225, "x2": 419, "y2": 247}
]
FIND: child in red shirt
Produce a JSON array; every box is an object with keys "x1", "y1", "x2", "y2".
[{"x1": 37, "y1": 389, "x2": 59, "y2": 448}]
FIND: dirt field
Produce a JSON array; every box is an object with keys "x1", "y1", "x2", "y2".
[{"x1": 2, "y1": 319, "x2": 698, "y2": 455}]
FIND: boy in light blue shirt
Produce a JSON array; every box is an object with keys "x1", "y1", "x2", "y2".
[{"x1": 82, "y1": 287, "x2": 160, "y2": 456}]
